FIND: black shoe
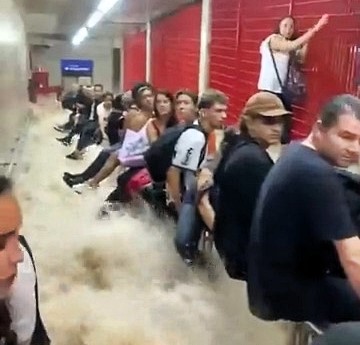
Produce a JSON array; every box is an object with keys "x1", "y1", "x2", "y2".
[
  {"x1": 56, "y1": 137, "x2": 71, "y2": 146},
  {"x1": 63, "y1": 172, "x2": 76, "y2": 179},
  {"x1": 54, "y1": 125, "x2": 65, "y2": 133},
  {"x1": 62, "y1": 175, "x2": 85, "y2": 188},
  {"x1": 66, "y1": 152, "x2": 81, "y2": 160}
]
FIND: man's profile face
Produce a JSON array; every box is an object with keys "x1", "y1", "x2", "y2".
[
  {"x1": 317, "y1": 113, "x2": 360, "y2": 167},
  {"x1": 203, "y1": 102, "x2": 227, "y2": 129},
  {"x1": 0, "y1": 193, "x2": 23, "y2": 298}
]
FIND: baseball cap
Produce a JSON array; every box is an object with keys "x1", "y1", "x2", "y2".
[
  {"x1": 312, "y1": 322, "x2": 360, "y2": 345},
  {"x1": 243, "y1": 92, "x2": 291, "y2": 117}
]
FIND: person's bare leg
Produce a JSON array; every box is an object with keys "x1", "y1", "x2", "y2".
[{"x1": 88, "y1": 154, "x2": 120, "y2": 187}]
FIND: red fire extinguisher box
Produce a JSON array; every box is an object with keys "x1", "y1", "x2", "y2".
[{"x1": 32, "y1": 71, "x2": 49, "y2": 91}]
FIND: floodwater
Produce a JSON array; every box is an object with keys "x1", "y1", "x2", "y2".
[{"x1": 13, "y1": 97, "x2": 289, "y2": 345}]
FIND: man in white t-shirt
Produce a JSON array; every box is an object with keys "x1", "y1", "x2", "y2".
[
  {"x1": 166, "y1": 90, "x2": 227, "y2": 264},
  {"x1": 96, "y1": 92, "x2": 113, "y2": 143},
  {"x1": 0, "y1": 177, "x2": 49, "y2": 345},
  {"x1": 168, "y1": 90, "x2": 227, "y2": 211}
]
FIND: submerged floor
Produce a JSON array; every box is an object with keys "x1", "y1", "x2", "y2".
[{"x1": 12, "y1": 98, "x2": 289, "y2": 345}]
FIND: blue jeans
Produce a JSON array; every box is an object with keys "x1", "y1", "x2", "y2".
[{"x1": 174, "y1": 181, "x2": 204, "y2": 261}]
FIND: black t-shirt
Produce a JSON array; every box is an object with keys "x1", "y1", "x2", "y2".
[
  {"x1": 248, "y1": 142, "x2": 357, "y2": 322},
  {"x1": 214, "y1": 133, "x2": 274, "y2": 280}
]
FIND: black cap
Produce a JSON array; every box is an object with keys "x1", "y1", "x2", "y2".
[{"x1": 312, "y1": 322, "x2": 360, "y2": 345}]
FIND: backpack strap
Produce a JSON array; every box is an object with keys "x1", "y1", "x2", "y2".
[
  {"x1": 18, "y1": 236, "x2": 50, "y2": 345},
  {"x1": 182, "y1": 124, "x2": 209, "y2": 170},
  {"x1": 268, "y1": 38, "x2": 292, "y2": 90},
  {"x1": 268, "y1": 40, "x2": 286, "y2": 89}
]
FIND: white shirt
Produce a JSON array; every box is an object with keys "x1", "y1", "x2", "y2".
[
  {"x1": 97, "y1": 103, "x2": 111, "y2": 136},
  {"x1": 172, "y1": 128, "x2": 207, "y2": 190},
  {"x1": 257, "y1": 35, "x2": 290, "y2": 94},
  {"x1": 8, "y1": 244, "x2": 36, "y2": 345},
  {"x1": 88, "y1": 102, "x2": 96, "y2": 121}
]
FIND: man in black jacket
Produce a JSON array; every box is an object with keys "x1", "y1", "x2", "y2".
[
  {"x1": 248, "y1": 94, "x2": 360, "y2": 323},
  {"x1": 213, "y1": 92, "x2": 288, "y2": 278},
  {"x1": 0, "y1": 176, "x2": 50, "y2": 345},
  {"x1": 66, "y1": 84, "x2": 104, "y2": 160}
]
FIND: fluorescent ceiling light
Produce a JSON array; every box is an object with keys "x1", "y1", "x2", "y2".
[
  {"x1": 97, "y1": 0, "x2": 119, "y2": 14},
  {"x1": 72, "y1": 38, "x2": 81, "y2": 46},
  {"x1": 72, "y1": 0, "x2": 122, "y2": 46},
  {"x1": 87, "y1": 10, "x2": 103, "y2": 28},
  {"x1": 72, "y1": 27, "x2": 88, "y2": 46},
  {"x1": 77, "y1": 27, "x2": 88, "y2": 41}
]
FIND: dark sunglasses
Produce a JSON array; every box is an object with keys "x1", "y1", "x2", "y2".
[{"x1": 254, "y1": 115, "x2": 285, "y2": 125}]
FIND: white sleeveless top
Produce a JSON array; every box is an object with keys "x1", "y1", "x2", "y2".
[
  {"x1": 117, "y1": 119, "x2": 151, "y2": 167},
  {"x1": 257, "y1": 35, "x2": 290, "y2": 94}
]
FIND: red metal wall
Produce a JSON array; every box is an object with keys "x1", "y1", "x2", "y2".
[
  {"x1": 123, "y1": 30, "x2": 146, "y2": 91},
  {"x1": 209, "y1": 0, "x2": 242, "y2": 124},
  {"x1": 151, "y1": 3, "x2": 201, "y2": 92},
  {"x1": 210, "y1": 0, "x2": 360, "y2": 136}
]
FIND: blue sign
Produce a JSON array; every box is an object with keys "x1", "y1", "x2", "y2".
[{"x1": 61, "y1": 59, "x2": 93, "y2": 76}]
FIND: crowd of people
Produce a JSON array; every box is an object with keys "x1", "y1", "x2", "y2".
[
  {"x1": 1, "y1": 12, "x2": 360, "y2": 345},
  {"x1": 53, "y1": 78, "x2": 360, "y2": 330}
]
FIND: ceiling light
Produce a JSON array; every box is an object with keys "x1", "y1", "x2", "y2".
[
  {"x1": 72, "y1": 27, "x2": 88, "y2": 46},
  {"x1": 87, "y1": 10, "x2": 103, "y2": 28},
  {"x1": 71, "y1": 0, "x2": 122, "y2": 46},
  {"x1": 75, "y1": 28, "x2": 88, "y2": 42},
  {"x1": 97, "y1": 0, "x2": 119, "y2": 14}
]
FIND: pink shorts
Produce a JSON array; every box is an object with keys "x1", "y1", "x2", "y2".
[{"x1": 126, "y1": 168, "x2": 152, "y2": 195}]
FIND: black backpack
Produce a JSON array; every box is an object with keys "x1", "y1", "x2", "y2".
[
  {"x1": 144, "y1": 124, "x2": 207, "y2": 183},
  {"x1": 213, "y1": 137, "x2": 261, "y2": 281}
]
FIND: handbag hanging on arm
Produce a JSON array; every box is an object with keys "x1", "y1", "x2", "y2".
[{"x1": 268, "y1": 41, "x2": 307, "y2": 104}]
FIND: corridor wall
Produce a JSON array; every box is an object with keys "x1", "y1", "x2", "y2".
[
  {"x1": 209, "y1": 0, "x2": 360, "y2": 136},
  {"x1": 151, "y1": 3, "x2": 202, "y2": 92},
  {"x1": 0, "y1": 0, "x2": 28, "y2": 170}
]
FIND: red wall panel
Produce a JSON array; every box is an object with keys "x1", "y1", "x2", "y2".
[
  {"x1": 123, "y1": 30, "x2": 146, "y2": 91},
  {"x1": 151, "y1": 3, "x2": 201, "y2": 93},
  {"x1": 209, "y1": 0, "x2": 242, "y2": 124},
  {"x1": 210, "y1": 0, "x2": 360, "y2": 136}
]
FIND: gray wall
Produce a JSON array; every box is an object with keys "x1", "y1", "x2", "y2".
[
  {"x1": 31, "y1": 38, "x2": 114, "y2": 91},
  {"x1": 0, "y1": 0, "x2": 28, "y2": 167}
]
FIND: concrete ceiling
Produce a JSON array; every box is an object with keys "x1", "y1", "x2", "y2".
[{"x1": 15, "y1": 0, "x2": 196, "y2": 42}]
